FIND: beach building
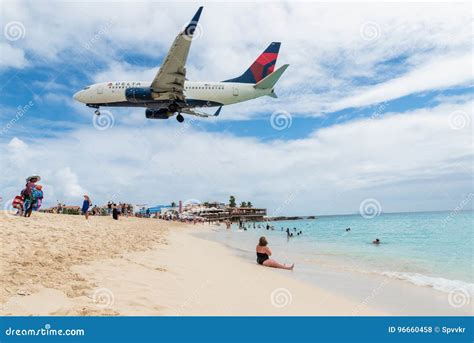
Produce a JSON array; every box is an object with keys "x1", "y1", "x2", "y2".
[{"x1": 180, "y1": 202, "x2": 267, "y2": 222}]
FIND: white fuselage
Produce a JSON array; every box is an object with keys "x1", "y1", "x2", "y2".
[{"x1": 73, "y1": 81, "x2": 272, "y2": 108}]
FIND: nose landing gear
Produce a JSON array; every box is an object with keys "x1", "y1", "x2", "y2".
[
  {"x1": 94, "y1": 109, "x2": 101, "y2": 116},
  {"x1": 176, "y1": 114, "x2": 184, "y2": 123}
]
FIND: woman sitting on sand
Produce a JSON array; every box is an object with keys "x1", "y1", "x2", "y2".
[{"x1": 256, "y1": 236, "x2": 294, "y2": 270}]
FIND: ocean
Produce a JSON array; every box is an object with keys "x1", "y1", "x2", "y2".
[{"x1": 199, "y1": 211, "x2": 473, "y2": 296}]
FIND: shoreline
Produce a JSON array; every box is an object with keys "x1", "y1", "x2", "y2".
[
  {"x1": 0, "y1": 213, "x2": 384, "y2": 316},
  {"x1": 194, "y1": 225, "x2": 473, "y2": 316},
  {"x1": 1, "y1": 213, "x2": 471, "y2": 316}
]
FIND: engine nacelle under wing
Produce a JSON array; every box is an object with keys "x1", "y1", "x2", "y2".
[{"x1": 145, "y1": 108, "x2": 172, "y2": 119}]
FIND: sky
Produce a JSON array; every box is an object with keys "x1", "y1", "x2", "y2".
[{"x1": 0, "y1": 0, "x2": 472, "y2": 215}]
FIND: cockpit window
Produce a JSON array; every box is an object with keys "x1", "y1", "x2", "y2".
[{"x1": 83, "y1": 86, "x2": 90, "y2": 90}]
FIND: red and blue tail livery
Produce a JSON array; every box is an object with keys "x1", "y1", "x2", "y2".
[{"x1": 224, "y1": 42, "x2": 281, "y2": 84}]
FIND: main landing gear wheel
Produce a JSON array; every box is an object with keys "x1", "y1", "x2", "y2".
[
  {"x1": 176, "y1": 114, "x2": 184, "y2": 123},
  {"x1": 94, "y1": 109, "x2": 101, "y2": 116}
]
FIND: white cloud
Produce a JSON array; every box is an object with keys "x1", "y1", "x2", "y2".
[
  {"x1": 330, "y1": 53, "x2": 473, "y2": 111},
  {"x1": 0, "y1": 2, "x2": 472, "y2": 215},
  {"x1": 0, "y1": 99, "x2": 471, "y2": 215},
  {"x1": 52, "y1": 167, "x2": 88, "y2": 200},
  {"x1": 0, "y1": 43, "x2": 28, "y2": 69}
]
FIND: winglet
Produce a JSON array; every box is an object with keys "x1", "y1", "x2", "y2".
[{"x1": 184, "y1": 6, "x2": 204, "y2": 37}]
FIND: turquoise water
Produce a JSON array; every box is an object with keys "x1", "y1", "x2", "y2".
[{"x1": 204, "y1": 211, "x2": 473, "y2": 294}]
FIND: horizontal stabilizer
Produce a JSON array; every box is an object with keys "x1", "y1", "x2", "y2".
[
  {"x1": 254, "y1": 64, "x2": 289, "y2": 89},
  {"x1": 181, "y1": 106, "x2": 222, "y2": 118}
]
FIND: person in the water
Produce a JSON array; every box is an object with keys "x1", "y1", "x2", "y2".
[
  {"x1": 256, "y1": 236, "x2": 294, "y2": 270},
  {"x1": 373, "y1": 238, "x2": 381, "y2": 245}
]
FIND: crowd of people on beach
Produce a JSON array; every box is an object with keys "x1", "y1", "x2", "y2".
[
  {"x1": 6, "y1": 176, "x2": 381, "y2": 275},
  {"x1": 79, "y1": 197, "x2": 135, "y2": 220},
  {"x1": 12, "y1": 176, "x2": 44, "y2": 217}
]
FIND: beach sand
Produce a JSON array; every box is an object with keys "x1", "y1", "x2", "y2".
[{"x1": 0, "y1": 212, "x2": 385, "y2": 316}]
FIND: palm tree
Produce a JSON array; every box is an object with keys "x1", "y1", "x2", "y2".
[
  {"x1": 247, "y1": 202, "x2": 253, "y2": 208},
  {"x1": 240, "y1": 201, "x2": 247, "y2": 208},
  {"x1": 229, "y1": 196, "x2": 236, "y2": 207}
]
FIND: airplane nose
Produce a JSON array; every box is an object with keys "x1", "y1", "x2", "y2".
[{"x1": 73, "y1": 90, "x2": 83, "y2": 102}]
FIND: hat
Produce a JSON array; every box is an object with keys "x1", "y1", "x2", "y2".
[{"x1": 26, "y1": 175, "x2": 41, "y2": 182}]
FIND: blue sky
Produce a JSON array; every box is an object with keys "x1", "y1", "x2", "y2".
[{"x1": 0, "y1": 1, "x2": 472, "y2": 215}]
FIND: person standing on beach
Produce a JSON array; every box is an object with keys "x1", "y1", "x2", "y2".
[
  {"x1": 22, "y1": 176, "x2": 38, "y2": 217},
  {"x1": 256, "y1": 236, "x2": 294, "y2": 270},
  {"x1": 82, "y1": 195, "x2": 91, "y2": 220},
  {"x1": 112, "y1": 204, "x2": 119, "y2": 220}
]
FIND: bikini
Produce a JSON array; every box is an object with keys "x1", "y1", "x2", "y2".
[{"x1": 256, "y1": 251, "x2": 269, "y2": 265}]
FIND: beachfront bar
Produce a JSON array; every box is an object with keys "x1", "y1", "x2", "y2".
[{"x1": 197, "y1": 206, "x2": 267, "y2": 222}]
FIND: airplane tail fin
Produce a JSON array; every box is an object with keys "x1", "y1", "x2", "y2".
[
  {"x1": 223, "y1": 42, "x2": 281, "y2": 84},
  {"x1": 254, "y1": 64, "x2": 289, "y2": 90}
]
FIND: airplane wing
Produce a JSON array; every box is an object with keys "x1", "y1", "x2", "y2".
[{"x1": 149, "y1": 7, "x2": 203, "y2": 101}]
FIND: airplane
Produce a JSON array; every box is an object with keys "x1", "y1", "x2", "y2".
[{"x1": 73, "y1": 6, "x2": 289, "y2": 123}]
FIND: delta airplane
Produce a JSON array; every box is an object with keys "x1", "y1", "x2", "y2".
[{"x1": 73, "y1": 6, "x2": 289, "y2": 122}]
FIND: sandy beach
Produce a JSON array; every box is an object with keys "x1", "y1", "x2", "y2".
[{"x1": 0, "y1": 212, "x2": 389, "y2": 316}]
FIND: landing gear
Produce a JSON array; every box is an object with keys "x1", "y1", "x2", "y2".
[
  {"x1": 94, "y1": 109, "x2": 101, "y2": 116},
  {"x1": 176, "y1": 114, "x2": 184, "y2": 123}
]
